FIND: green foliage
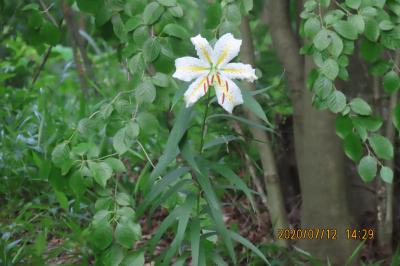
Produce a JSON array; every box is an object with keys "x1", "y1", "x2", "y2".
[
  {"x1": 333, "y1": 21, "x2": 358, "y2": 40},
  {"x1": 302, "y1": 0, "x2": 398, "y2": 183},
  {"x1": 383, "y1": 70, "x2": 400, "y2": 93},
  {"x1": 350, "y1": 98, "x2": 372, "y2": 116},
  {"x1": 357, "y1": 155, "x2": 377, "y2": 182},
  {"x1": 380, "y1": 166, "x2": 394, "y2": 184},
  {"x1": 0, "y1": 0, "x2": 279, "y2": 265},
  {"x1": 344, "y1": 133, "x2": 363, "y2": 161},
  {"x1": 368, "y1": 134, "x2": 394, "y2": 160},
  {"x1": 4, "y1": 0, "x2": 399, "y2": 264}
]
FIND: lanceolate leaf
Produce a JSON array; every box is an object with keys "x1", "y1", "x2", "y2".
[
  {"x1": 182, "y1": 154, "x2": 236, "y2": 265},
  {"x1": 162, "y1": 195, "x2": 196, "y2": 265},
  {"x1": 203, "y1": 135, "x2": 242, "y2": 150},
  {"x1": 207, "y1": 114, "x2": 274, "y2": 132},
  {"x1": 229, "y1": 230, "x2": 270, "y2": 265},
  {"x1": 190, "y1": 218, "x2": 201, "y2": 266},
  {"x1": 148, "y1": 179, "x2": 192, "y2": 217},
  {"x1": 211, "y1": 253, "x2": 229, "y2": 266},
  {"x1": 210, "y1": 163, "x2": 256, "y2": 211},
  {"x1": 150, "y1": 107, "x2": 193, "y2": 179},
  {"x1": 148, "y1": 207, "x2": 180, "y2": 253},
  {"x1": 139, "y1": 167, "x2": 189, "y2": 215},
  {"x1": 194, "y1": 172, "x2": 236, "y2": 264},
  {"x1": 240, "y1": 84, "x2": 273, "y2": 127}
]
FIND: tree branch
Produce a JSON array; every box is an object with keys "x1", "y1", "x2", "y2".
[
  {"x1": 39, "y1": 0, "x2": 58, "y2": 27},
  {"x1": 32, "y1": 1, "x2": 63, "y2": 86},
  {"x1": 61, "y1": 0, "x2": 89, "y2": 97},
  {"x1": 32, "y1": 46, "x2": 52, "y2": 86}
]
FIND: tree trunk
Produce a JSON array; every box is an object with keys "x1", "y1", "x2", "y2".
[
  {"x1": 240, "y1": 16, "x2": 289, "y2": 247},
  {"x1": 265, "y1": 0, "x2": 356, "y2": 263},
  {"x1": 300, "y1": 58, "x2": 356, "y2": 263}
]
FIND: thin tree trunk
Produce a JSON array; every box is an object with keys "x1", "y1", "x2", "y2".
[
  {"x1": 232, "y1": 121, "x2": 269, "y2": 208},
  {"x1": 377, "y1": 86, "x2": 397, "y2": 255},
  {"x1": 240, "y1": 16, "x2": 289, "y2": 247},
  {"x1": 61, "y1": 0, "x2": 90, "y2": 97},
  {"x1": 377, "y1": 91, "x2": 397, "y2": 252},
  {"x1": 376, "y1": 53, "x2": 398, "y2": 253}
]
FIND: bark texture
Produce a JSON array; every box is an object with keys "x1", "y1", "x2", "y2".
[
  {"x1": 265, "y1": 0, "x2": 356, "y2": 263},
  {"x1": 262, "y1": 2, "x2": 305, "y2": 166},
  {"x1": 302, "y1": 58, "x2": 356, "y2": 263}
]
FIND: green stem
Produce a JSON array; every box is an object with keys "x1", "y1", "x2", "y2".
[
  {"x1": 197, "y1": 86, "x2": 212, "y2": 216},
  {"x1": 199, "y1": 87, "x2": 212, "y2": 153}
]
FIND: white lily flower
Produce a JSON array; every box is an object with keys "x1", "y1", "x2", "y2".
[{"x1": 173, "y1": 33, "x2": 258, "y2": 113}]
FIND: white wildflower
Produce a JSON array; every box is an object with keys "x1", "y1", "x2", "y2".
[{"x1": 173, "y1": 33, "x2": 258, "y2": 113}]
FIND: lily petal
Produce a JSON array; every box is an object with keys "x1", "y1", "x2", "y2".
[
  {"x1": 184, "y1": 74, "x2": 210, "y2": 107},
  {"x1": 173, "y1": 57, "x2": 210, "y2": 82},
  {"x1": 220, "y1": 63, "x2": 258, "y2": 82},
  {"x1": 214, "y1": 74, "x2": 243, "y2": 113},
  {"x1": 191, "y1": 35, "x2": 214, "y2": 65},
  {"x1": 213, "y1": 33, "x2": 242, "y2": 67}
]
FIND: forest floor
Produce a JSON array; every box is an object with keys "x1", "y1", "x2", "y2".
[{"x1": 36, "y1": 177, "x2": 400, "y2": 265}]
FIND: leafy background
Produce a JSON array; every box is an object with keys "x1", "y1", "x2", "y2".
[{"x1": 1, "y1": 0, "x2": 400, "y2": 265}]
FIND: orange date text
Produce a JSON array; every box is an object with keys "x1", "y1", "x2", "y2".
[{"x1": 277, "y1": 228, "x2": 337, "y2": 240}]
